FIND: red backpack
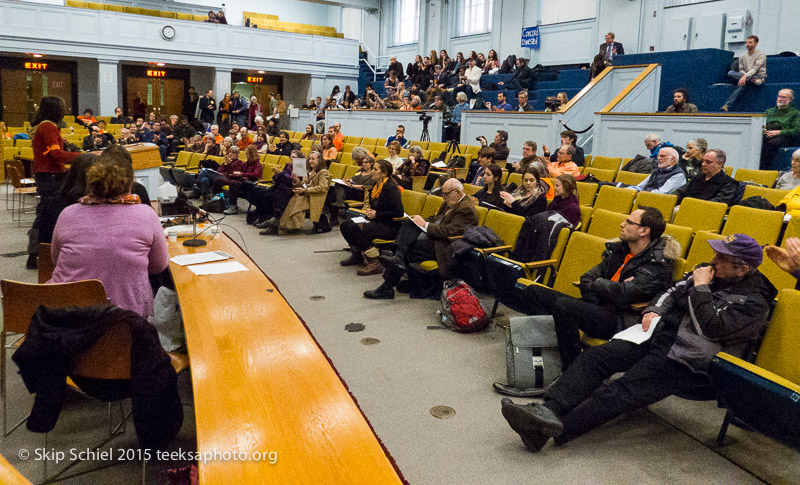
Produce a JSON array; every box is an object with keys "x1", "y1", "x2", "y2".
[{"x1": 437, "y1": 279, "x2": 491, "y2": 333}]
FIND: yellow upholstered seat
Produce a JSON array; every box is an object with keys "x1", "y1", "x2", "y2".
[
  {"x1": 733, "y1": 168, "x2": 779, "y2": 187},
  {"x1": 633, "y1": 191, "x2": 678, "y2": 220},
  {"x1": 721, "y1": 205, "x2": 784, "y2": 245},
  {"x1": 586, "y1": 208, "x2": 627, "y2": 240},
  {"x1": 672, "y1": 197, "x2": 728, "y2": 233},
  {"x1": 593, "y1": 185, "x2": 636, "y2": 214}
]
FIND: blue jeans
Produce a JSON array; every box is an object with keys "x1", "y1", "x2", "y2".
[
  {"x1": 196, "y1": 169, "x2": 223, "y2": 195},
  {"x1": 724, "y1": 70, "x2": 761, "y2": 109}
]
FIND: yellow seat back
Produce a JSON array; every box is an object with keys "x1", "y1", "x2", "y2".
[
  {"x1": 633, "y1": 191, "x2": 677, "y2": 220},
  {"x1": 576, "y1": 181, "x2": 598, "y2": 206},
  {"x1": 673, "y1": 197, "x2": 728, "y2": 233},
  {"x1": 593, "y1": 185, "x2": 636, "y2": 213},
  {"x1": 420, "y1": 195, "x2": 443, "y2": 219},
  {"x1": 616, "y1": 171, "x2": 649, "y2": 186},
  {"x1": 742, "y1": 185, "x2": 790, "y2": 206},
  {"x1": 590, "y1": 156, "x2": 623, "y2": 172},
  {"x1": 328, "y1": 162, "x2": 346, "y2": 180},
  {"x1": 721, "y1": 205, "x2": 784, "y2": 245},
  {"x1": 583, "y1": 167, "x2": 617, "y2": 183},
  {"x1": 551, "y1": 232, "x2": 607, "y2": 298},
  {"x1": 663, "y1": 223, "x2": 693, "y2": 258},
  {"x1": 483, "y1": 210, "x2": 525, "y2": 250},
  {"x1": 754, "y1": 289, "x2": 800, "y2": 383},
  {"x1": 586, "y1": 208, "x2": 627, "y2": 240},
  {"x1": 684, "y1": 230, "x2": 726, "y2": 270},
  {"x1": 402, "y1": 189, "x2": 427, "y2": 216},
  {"x1": 733, "y1": 168, "x2": 779, "y2": 187}
]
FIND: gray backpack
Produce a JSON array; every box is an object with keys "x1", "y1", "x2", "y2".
[{"x1": 493, "y1": 315, "x2": 562, "y2": 397}]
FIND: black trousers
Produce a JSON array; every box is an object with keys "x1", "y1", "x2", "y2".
[
  {"x1": 249, "y1": 185, "x2": 292, "y2": 219},
  {"x1": 382, "y1": 220, "x2": 437, "y2": 287},
  {"x1": 760, "y1": 134, "x2": 798, "y2": 167},
  {"x1": 544, "y1": 333, "x2": 710, "y2": 444},
  {"x1": 521, "y1": 284, "x2": 621, "y2": 370},
  {"x1": 340, "y1": 219, "x2": 399, "y2": 252},
  {"x1": 28, "y1": 172, "x2": 67, "y2": 257}
]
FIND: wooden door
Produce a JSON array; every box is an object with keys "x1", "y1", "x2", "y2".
[
  {"x1": 162, "y1": 79, "x2": 184, "y2": 119},
  {"x1": 127, "y1": 77, "x2": 150, "y2": 119},
  {"x1": 1, "y1": 70, "x2": 28, "y2": 126}
]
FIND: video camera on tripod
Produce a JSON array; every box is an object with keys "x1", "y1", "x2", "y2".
[{"x1": 418, "y1": 110, "x2": 432, "y2": 141}]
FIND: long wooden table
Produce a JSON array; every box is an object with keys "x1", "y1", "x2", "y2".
[{"x1": 168, "y1": 233, "x2": 403, "y2": 484}]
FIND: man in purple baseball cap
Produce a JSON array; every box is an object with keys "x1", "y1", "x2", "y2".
[{"x1": 501, "y1": 233, "x2": 777, "y2": 452}]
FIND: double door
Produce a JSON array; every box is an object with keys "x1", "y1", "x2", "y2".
[
  {"x1": 126, "y1": 77, "x2": 184, "y2": 119},
  {"x1": 1, "y1": 69, "x2": 72, "y2": 126}
]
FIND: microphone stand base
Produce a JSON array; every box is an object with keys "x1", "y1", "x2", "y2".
[{"x1": 183, "y1": 238, "x2": 208, "y2": 247}]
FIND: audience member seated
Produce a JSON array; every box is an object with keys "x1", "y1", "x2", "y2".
[
  {"x1": 775, "y1": 149, "x2": 800, "y2": 190},
  {"x1": 387, "y1": 125, "x2": 408, "y2": 147},
  {"x1": 547, "y1": 145, "x2": 581, "y2": 178},
  {"x1": 331, "y1": 122, "x2": 345, "y2": 151},
  {"x1": 776, "y1": 183, "x2": 800, "y2": 217},
  {"x1": 208, "y1": 124, "x2": 224, "y2": 143},
  {"x1": 473, "y1": 164, "x2": 505, "y2": 209},
  {"x1": 618, "y1": 147, "x2": 686, "y2": 194},
  {"x1": 478, "y1": 130, "x2": 510, "y2": 162},
  {"x1": 384, "y1": 70, "x2": 401, "y2": 98},
  {"x1": 194, "y1": 144, "x2": 236, "y2": 198},
  {"x1": 675, "y1": 148, "x2": 738, "y2": 205},
  {"x1": 82, "y1": 129, "x2": 110, "y2": 151},
  {"x1": 267, "y1": 131, "x2": 293, "y2": 156},
  {"x1": 183, "y1": 134, "x2": 204, "y2": 153},
  {"x1": 549, "y1": 174, "x2": 581, "y2": 226},
  {"x1": 490, "y1": 91, "x2": 513, "y2": 112},
  {"x1": 38, "y1": 153, "x2": 98, "y2": 247},
  {"x1": 175, "y1": 115, "x2": 197, "y2": 146},
  {"x1": 200, "y1": 134, "x2": 221, "y2": 157},
  {"x1": 236, "y1": 127, "x2": 253, "y2": 150},
  {"x1": 664, "y1": 88, "x2": 698, "y2": 113},
  {"x1": 642, "y1": 133, "x2": 673, "y2": 159},
  {"x1": 301, "y1": 123, "x2": 318, "y2": 141},
  {"x1": 518, "y1": 206, "x2": 674, "y2": 369},
  {"x1": 498, "y1": 58, "x2": 532, "y2": 93},
  {"x1": 319, "y1": 134, "x2": 338, "y2": 166},
  {"x1": 255, "y1": 132, "x2": 269, "y2": 154},
  {"x1": 395, "y1": 146, "x2": 430, "y2": 190},
  {"x1": 722, "y1": 35, "x2": 766, "y2": 112},
  {"x1": 446, "y1": 92, "x2": 470, "y2": 141},
  {"x1": 330, "y1": 149, "x2": 375, "y2": 222},
  {"x1": 76, "y1": 108, "x2": 97, "y2": 127},
  {"x1": 385, "y1": 140, "x2": 404, "y2": 172},
  {"x1": 509, "y1": 141, "x2": 547, "y2": 173},
  {"x1": 262, "y1": 151, "x2": 331, "y2": 234},
  {"x1": 110, "y1": 107, "x2": 132, "y2": 125},
  {"x1": 466, "y1": 147, "x2": 496, "y2": 187},
  {"x1": 364, "y1": 179, "x2": 478, "y2": 300},
  {"x1": 543, "y1": 130, "x2": 585, "y2": 167},
  {"x1": 50, "y1": 147, "x2": 169, "y2": 317},
  {"x1": 253, "y1": 151, "x2": 301, "y2": 230},
  {"x1": 118, "y1": 128, "x2": 137, "y2": 145},
  {"x1": 221, "y1": 145, "x2": 262, "y2": 215},
  {"x1": 499, "y1": 166, "x2": 548, "y2": 217},
  {"x1": 679, "y1": 138, "x2": 707, "y2": 180},
  {"x1": 590, "y1": 53, "x2": 606, "y2": 80},
  {"x1": 501, "y1": 234, "x2": 774, "y2": 452},
  {"x1": 340, "y1": 159, "x2": 404, "y2": 275},
  {"x1": 760, "y1": 89, "x2": 800, "y2": 167},
  {"x1": 150, "y1": 121, "x2": 171, "y2": 161},
  {"x1": 513, "y1": 91, "x2": 534, "y2": 112}
]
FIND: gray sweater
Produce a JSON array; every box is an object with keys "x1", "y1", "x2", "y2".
[{"x1": 739, "y1": 49, "x2": 767, "y2": 81}]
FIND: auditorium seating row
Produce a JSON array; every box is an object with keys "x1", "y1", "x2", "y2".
[
  {"x1": 243, "y1": 12, "x2": 344, "y2": 38},
  {"x1": 65, "y1": 0, "x2": 213, "y2": 21}
]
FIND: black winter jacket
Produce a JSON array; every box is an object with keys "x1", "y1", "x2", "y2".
[
  {"x1": 12, "y1": 304, "x2": 183, "y2": 449},
  {"x1": 579, "y1": 236, "x2": 679, "y2": 311}
]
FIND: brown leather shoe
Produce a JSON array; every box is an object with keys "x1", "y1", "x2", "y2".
[
  {"x1": 340, "y1": 250, "x2": 364, "y2": 267},
  {"x1": 357, "y1": 257, "x2": 383, "y2": 276}
]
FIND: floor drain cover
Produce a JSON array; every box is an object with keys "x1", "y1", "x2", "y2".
[
  {"x1": 309, "y1": 295, "x2": 326, "y2": 301},
  {"x1": 360, "y1": 337, "x2": 380, "y2": 346},
  {"x1": 430, "y1": 406, "x2": 456, "y2": 419},
  {"x1": 345, "y1": 323, "x2": 365, "y2": 332}
]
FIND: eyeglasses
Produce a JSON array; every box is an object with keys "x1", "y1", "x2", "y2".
[
  {"x1": 442, "y1": 189, "x2": 456, "y2": 197},
  {"x1": 623, "y1": 219, "x2": 642, "y2": 227}
]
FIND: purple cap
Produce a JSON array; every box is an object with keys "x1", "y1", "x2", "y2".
[{"x1": 707, "y1": 234, "x2": 763, "y2": 267}]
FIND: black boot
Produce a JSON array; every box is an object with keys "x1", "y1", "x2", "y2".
[
  {"x1": 26, "y1": 254, "x2": 38, "y2": 270},
  {"x1": 329, "y1": 207, "x2": 340, "y2": 227}
]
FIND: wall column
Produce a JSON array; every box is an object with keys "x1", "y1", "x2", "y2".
[
  {"x1": 214, "y1": 68, "x2": 232, "y2": 101},
  {"x1": 97, "y1": 59, "x2": 119, "y2": 117}
]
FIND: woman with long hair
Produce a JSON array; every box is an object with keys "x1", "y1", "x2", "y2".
[
  {"x1": 499, "y1": 166, "x2": 548, "y2": 217},
  {"x1": 339, "y1": 159, "x2": 404, "y2": 275},
  {"x1": 247, "y1": 95, "x2": 262, "y2": 129},
  {"x1": 320, "y1": 134, "x2": 338, "y2": 166},
  {"x1": 395, "y1": 145, "x2": 429, "y2": 189},
  {"x1": 217, "y1": 92, "x2": 232, "y2": 133},
  {"x1": 473, "y1": 164, "x2": 505, "y2": 209},
  {"x1": 27, "y1": 96, "x2": 81, "y2": 269},
  {"x1": 330, "y1": 85, "x2": 342, "y2": 105},
  {"x1": 268, "y1": 151, "x2": 332, "y2": 234},
  {"x1": 548, "y1": 174, "x2": 581, "y2": 226},
  {"x1": 301, "y1": 123, "x2": 317, "y2": 141}
]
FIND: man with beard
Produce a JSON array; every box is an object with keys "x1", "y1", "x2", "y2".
[{"x1": 664, "y1": 88, "x2": 697, "y2": 113}]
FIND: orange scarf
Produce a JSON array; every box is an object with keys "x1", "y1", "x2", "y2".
[{"x1": 371, "y1": 177, "x2": 387, "y2": 200}]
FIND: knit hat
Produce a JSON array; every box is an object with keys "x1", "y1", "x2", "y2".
[{"x1": 707, "y1": 234, "x2": 763, "y2": 267}]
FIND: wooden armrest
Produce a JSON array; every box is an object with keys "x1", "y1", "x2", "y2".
[
  {"x1": 475, "y1": 245, "x2": 513, "y2": 256},
  {"x1": 631, "y1": 302, "x2": 648, "y2": 311},
  {"x1": 449, "y1": 235, "x2": 463, "y2": 240},
  {"x1": 522, "y1": 259, "x2": 558, "y2": 270}
]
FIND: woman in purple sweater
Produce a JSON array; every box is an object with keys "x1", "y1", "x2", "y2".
[
  {"x1": 548, "y1": 174, "x2": 581, "y2": 227},
  {"x1": 50, "y1": 147, "x2": 168, "y2": 318}
]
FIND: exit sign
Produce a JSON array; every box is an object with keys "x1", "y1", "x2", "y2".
[
  {"x1": 147, "y1": 70, "x2": 166, "y2": 77},
  {"x1": 247, "y1": 76, "x2": 264, "y2": 83},
  {"x1": 25, "y1": 62, "x2": 48, "y2": 70}
]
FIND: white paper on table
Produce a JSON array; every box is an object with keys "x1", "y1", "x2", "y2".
[
  {"x1": 293, "y1": 157, "x2": 307, "y2": 178},
  {"x1": 350, "y1": 216, "x2": 368, "y2": 224},
  {"x1": 188, "y1": 261, "x2": 249, "y2": 276},
  {"x1": 432, "y1": 161, "x2": 447, "y2": 168},
  {"x1": 611, "y1": 316, "x2": 659, "y2": 344},
  {"x1": 332, "y1": 178, "x2": 349, "y2": 186}
]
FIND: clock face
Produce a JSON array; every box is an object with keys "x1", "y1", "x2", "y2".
[{"x1": 162, "y1": 25, "x2": 176, "y2": 40}]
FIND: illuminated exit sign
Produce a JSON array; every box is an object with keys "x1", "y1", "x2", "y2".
[
  {"x1": 25, "y1": 62, "x2": 48, "y2": 70},
  {"x1": 247, "y1": 76, "x2": 264, "y2": 83},
  {"x1": 147, "y1": 70, "x2": 166, "y2": 77}
]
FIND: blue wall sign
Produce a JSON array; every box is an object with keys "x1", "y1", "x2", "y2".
[{"x1": 521, "y1": 26, "x2": 539, "y2": 49}]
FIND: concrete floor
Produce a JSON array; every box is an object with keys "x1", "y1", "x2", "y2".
[{"x1": 0, "y1": 195, "x2": 797, "y2": 484}]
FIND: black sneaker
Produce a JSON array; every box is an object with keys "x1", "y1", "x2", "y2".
[
  {"x1": 26, "y1": 254, "x2": 38, "y2": 270},
  {"x1": 501, "y1": 398, "x2": 562, "y2": 452}
]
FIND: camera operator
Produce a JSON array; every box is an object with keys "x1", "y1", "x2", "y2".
[
  {"x1": 477, "y1": 130, "x2": 510, "y2": 162},
  {"x1": 544, "y1": 96, "x2": 562, "y2": 112}
]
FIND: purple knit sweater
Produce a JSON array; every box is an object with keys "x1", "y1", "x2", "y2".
[{"x1": 50, "y1": 203, "x2": 169, "y2": 317}]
